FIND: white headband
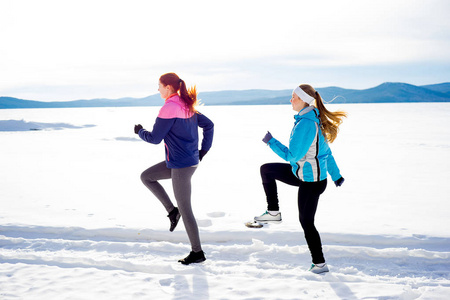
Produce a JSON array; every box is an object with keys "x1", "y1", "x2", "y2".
[{"x1": 293, "y1": 86, "x2": 315, "y2": 104}]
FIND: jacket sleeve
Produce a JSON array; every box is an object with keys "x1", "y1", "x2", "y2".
[
  {"x1": 197, "y1": 112, "x2": 214, "y2": 151},
  {"x1": 138, "y1": 117, "x2": 175, "y2": 144},
  {"x1": 325, "y1": 148, "x2": 342, "y2": 181},
  {"x1": 268, "y1": 120, "x2": 316, "y2": 162}
]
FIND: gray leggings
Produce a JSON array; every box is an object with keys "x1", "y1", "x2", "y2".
[{"x1": 141, "y1": 161, "x2": 201, "y2": 252}]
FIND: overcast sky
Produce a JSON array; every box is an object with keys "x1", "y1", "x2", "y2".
[{"x1": 1, "y1": 0, "x2": 449, "y2": 101}]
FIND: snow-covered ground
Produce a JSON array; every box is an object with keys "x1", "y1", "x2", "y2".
[{"x1": 0, "y1": 103, "x2": 449, "y2": 299}]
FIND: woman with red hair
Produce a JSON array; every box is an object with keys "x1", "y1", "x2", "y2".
[{"x1": 135, "y1": 72, "x2": 214, "y2": 265}]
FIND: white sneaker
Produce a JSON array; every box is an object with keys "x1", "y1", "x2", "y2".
[
  {"x1": 254, "y1": 211, "x2": 282, "y2": 223},
  {"x1": 308, "y1": 263, "x2": 329, "y2": 274}
]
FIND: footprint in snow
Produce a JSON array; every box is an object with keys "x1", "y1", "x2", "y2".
[
  {"x1": 206, "y1": 212, "x2": 226, "y2": 218},
  {"x1": 159, "y1": 278, "x2": 174, "y2": 294},
  {"x1": 197, "y1": 219, "x2": 213, "y2": 227}
]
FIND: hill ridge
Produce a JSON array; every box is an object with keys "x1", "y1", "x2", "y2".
[{"x1": 1, "y1": 82, "x2": 449, "y2": 109}]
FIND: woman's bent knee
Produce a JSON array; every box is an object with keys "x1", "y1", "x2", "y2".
[{"x1": 141, "y1": 170, "x2": 154, "y2": 184}]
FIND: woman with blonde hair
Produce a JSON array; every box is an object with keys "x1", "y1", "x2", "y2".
[
  {"x1": 135, "y1": 72, "x2": 214, "y2": 265},
  {"x1": 255, "y1": 84, "x2": 346, "y2": 273}
]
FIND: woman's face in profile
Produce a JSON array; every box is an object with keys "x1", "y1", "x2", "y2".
[
  {"x1": 158, "y1": 81, "x2": 172, "y2": 99},
  {"x1": 290, "y1": 92, "x2": 306, "y2": 112}
]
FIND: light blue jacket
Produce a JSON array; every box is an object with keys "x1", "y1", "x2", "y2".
[{"x1": 267, "y1": 106, "x2": 341, "y2": 182}]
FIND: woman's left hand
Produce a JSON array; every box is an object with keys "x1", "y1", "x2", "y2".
[
  {"x1": 199, "y1": 149, "x2": 208, "y2": 161},
  {"x1": 334, "y1": 177, "x2": 345, "y2": 187}
]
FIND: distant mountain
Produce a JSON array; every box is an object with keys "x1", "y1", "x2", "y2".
[
  {"x1": 199, "y1": 82, "x2": 450, "y2": 105},
  {"x1": 1, "y1": 82, "x2": 449, "y2": 109},
  {"x1": 0, "y1": 95, "x2": 162, "y2": 109},
  {"x1": 317, "y1": 82, "x2": 450, "y2": 104},
  {"x1": 420, "y1": 83, "x2": 450, "y2": 95},
  {"x1": 198, "y1": 89, "x2": 292, "y2": 105}
]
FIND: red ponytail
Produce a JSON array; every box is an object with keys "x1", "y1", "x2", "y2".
[{"x1": 159, "y1": 73, "x2": 198, "y2": 114}]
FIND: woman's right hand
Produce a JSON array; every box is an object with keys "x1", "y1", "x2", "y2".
[
  {"x1": 262, "y1": 131, "x2": 273, "y2": 144},
  {"x1": 134, "y1": 124, "x2": 143, "y2": 134}
]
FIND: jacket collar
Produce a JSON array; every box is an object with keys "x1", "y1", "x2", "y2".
[
  {"x1": 299, "y1": 106, "x2": 315, "y2": 116},
  {"x1": 165, "y1": 93, "x2": 179, "y2": 101},
  {"x1": 294, "y1": 106, "x2": 319, "y2": 123}
]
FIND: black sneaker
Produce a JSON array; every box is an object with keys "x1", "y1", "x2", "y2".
[
  {"x1": 168, "y1": 207, "x2": 181, "y2": 232},
  {"x1": 178, "y1": 251, "x2": 206, "y2": 265}
]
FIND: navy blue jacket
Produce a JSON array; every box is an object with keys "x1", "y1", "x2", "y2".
[{"x1": 139, "y1": 95, "x2": 214, "y2": 168}]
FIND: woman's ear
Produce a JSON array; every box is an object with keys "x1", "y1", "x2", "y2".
[{"x1": 166, "y1": 84, "x2": 175, "y2": 94}]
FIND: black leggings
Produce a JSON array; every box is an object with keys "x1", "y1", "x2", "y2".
[{"x1": 260, "y1": 163, "x2": 327, "y2": 264}]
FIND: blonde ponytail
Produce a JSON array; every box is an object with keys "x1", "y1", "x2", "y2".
[{"x1": 299, "y1": 84, "x2": 347, "y2": 143}]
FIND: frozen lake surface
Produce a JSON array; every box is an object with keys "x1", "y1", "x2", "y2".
[{"x1": 0, "y1": 103, "x2": 449, "y2": 299}]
